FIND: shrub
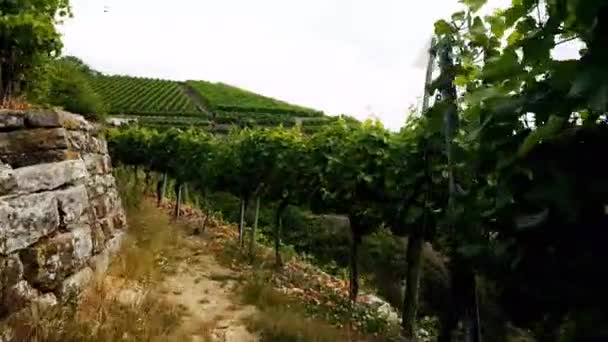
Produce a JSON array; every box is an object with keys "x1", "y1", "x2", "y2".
[{"x1": 46, "y1": 58, "x2": 107, "y2": 120}]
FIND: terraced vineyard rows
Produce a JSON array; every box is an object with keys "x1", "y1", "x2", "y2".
[
  {"x1": 187, "y1": 80, "x2": 323, "y2": 117},
  {"x1": 94, "y1": 75, "x2": 336, "y2": 130},
  {"x1": 214, "y1": 111, "x2": 296, "y2": 126},
  {"x1": 114, "y1": 115, "x2": 211, "y2": 129},
  {"x1": 90, "y1": 76, "x2": 203, "y2": 116}
]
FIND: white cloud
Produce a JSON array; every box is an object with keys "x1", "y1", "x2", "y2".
[{"x1": 60, "y1": 0, "x2": 514, "y2": 130}]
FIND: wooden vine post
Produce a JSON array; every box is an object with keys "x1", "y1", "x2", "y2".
[
  {"x1": 436, "y1": 35, "x2": 482, "y2": 342},
  {"x1": 249, "y1": 196, "x2": 261, "y2": 260},
  {"x1": 402, "y1": 36, "x2": 437, "y2": 340},
  {"x1": 174, "y1": 182, "x2": 182, "y2": 218},
  {"x1": 239, "y1": 198, "x2": 247, "y2": 248}
]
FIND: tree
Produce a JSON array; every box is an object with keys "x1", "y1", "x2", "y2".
[
  {"x1": 214, "y1": 129, "x2": 270, "y2": 250},
  {"x1": 262, "y1": 127, "x2": 310, "y2": 266},
  {"x1": 310, "y1": 119, "x2": 389, "y2": 301},
  {"x1": 382, "y1": 110, "x2": 450, "y2": 339},
  {"x1": 58, "y1": 56, "x2": 101, "y2": 76},
  {"x1": 0, "y1": 0, "x2": 71, "y2": 102}
]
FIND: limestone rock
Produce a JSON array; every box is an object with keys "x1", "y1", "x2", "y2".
[
  {"x1": 89, "y1": 136, "x2": 108, "y2": 154},
  {"x1": 66, "y1": 128, "x2": 106, "y2": 153},
  {"x1": 103, "y1": 155, "x2": 113, "y2": 172},
  {"x1": 0, "y1": 128, "x2": 68, "y2": 155},
  {"x1": 25, "y1": 110, "x2": 61, "y2": 128},
  {"x1": 106, "y1": 231, "x2": 124, "y2": 255},
  {"x1": 0, "y1": 112, "x2": 24, "y2": 131},
  {"x1": 60, "y1": 266, "x2": 93, "y2": 299},
  {"x1": 89, "y1": 232, "x2": 123, "y2": 276},
  {"x1": 112, "y1": 211, "x2": 127, "y2": 230},
  {"x1": 71, "y1": 225, "x2": 93, "y2": 264},
  {"x1": 19, "y1": 226, "x2": 92, "y2": 291},
  {"x1": 24, "y1": 110, "x2": 92, "y2": 132},
  {"x1": 56, "y1": 185, "x2": 91, "y2": 226},
  {"x1": 11, "y1": 160, "x2": 88, "y2": 195},
  {"x1": 0, "y1": 110, "x2": 125, "y2": 319},
  {"x1": 90, "y1": 226, "x2": 106, "y2": 254},
  {"x1": 99, "y1": 218, "x2": 114, "y2": 237},
  {"x1": 57, "y1": 111, "x2": 93, "y2": 132},
  {"x1": 82, "y1": 153, "x2": 112, "y2": 175},
  {"x1": 0, "y1": 192, "x2": 59, "y2": 254},
  {"x1": 359, "y1": 293, "x2": 400, "y2": 324},
  {"x1": 91, "y1": 194, "x2": 113, "y2": 218},
  {"x1": 0, "y1": 150, "x2": 79, "y2": 169},
  {"x1": 66, "y1": 130, "x2": 88, "y2": 151},
  {"x1": 0, "y1": 163, "x2": 15, "y2": 196},
  {"x1": 88, "y1": 250, "x2": 109, "y2": 276},
  {"x1": 86, "y1": 174, "x2": 117, "y2": 198}
]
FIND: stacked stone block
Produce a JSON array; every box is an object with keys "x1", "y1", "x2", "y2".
[{"x1": 0, "y1": 110, "x2": 126, "y2": 317}]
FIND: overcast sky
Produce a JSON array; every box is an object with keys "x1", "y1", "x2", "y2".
[{"x1": 60, "y1": 0, "x2": 511, "y2": 130}]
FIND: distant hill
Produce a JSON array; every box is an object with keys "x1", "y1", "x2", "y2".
[{"x1": 89, "y1": 74, "x2": 349, "y2": 131}]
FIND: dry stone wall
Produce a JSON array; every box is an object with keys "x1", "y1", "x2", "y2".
[{"x1": 0, "y1": 110, "x2": 126, "y2": 318}]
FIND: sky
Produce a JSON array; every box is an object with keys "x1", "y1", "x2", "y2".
[{"x1": 60, "y1": 0, "x2": 512, "y2": 130}]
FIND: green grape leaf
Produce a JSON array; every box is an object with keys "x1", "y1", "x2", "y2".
[
  {"x1": 503, "y1": 4, "x2": 527, "y2": 27},
  {"x1": 452, "y1": 11, "x2": 466, "y2": 22},
  {"x1": 462, "y1": 0, "x2": 487, "y2": 12},
  {"x1": 435, "y1": 19, "x2": 455, "y2": 35},
  {"x1": 464, "y1": 86, "x2": 502, "y2": 106},
  {"x1": 589, "y1": 84, "x2": 608, "y2": 113},
  {"x1": 482, "y1": 49, "x2": 521, "y2": 81},
  {"x1": 470, "y1": 17, "x2": 488, "y2": 46},
  {"x1": 568, "y1": 67, "x2": 595, "y2": 97},
  {"x1": 455, "y1": 75, "x2": 470, "y2": 87},
  {"x1": 518, "y1": 115, "x2": 566, "y2": 157},
  {"x1": 457, "y1": 243, "x2": 485, "y2": 258},
  {"x1": 521, "y1": 33, "x2": 554, "y2": 66},
  {"x1": 506, "y1": 30, "x2": 522, "y2": 45},
  {"x1": 486, "y1": 14, "x2": 507, "y2": 38}
]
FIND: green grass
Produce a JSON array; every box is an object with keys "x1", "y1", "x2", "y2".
[
  {"x1": 240, "y1": 274, "x2": 344, "y2": 342},
  {"x1": 90, "y1": 75, "x2": 201, "y2": 116},
  {"x1": 187, "y1": 80, "x2": 323, "y2": 117}
]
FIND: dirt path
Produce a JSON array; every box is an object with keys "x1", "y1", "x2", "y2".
[{"x1": 159, "y1": 236, "x2": 258, "y2": 342}]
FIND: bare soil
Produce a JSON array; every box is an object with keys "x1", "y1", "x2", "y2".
[{"x1": 160, "y1": 238, "x2": 258, "y2": 342}]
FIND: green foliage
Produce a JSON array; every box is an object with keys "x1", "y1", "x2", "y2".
[
  {"x1": 116, "y1": 115, "x2": 211, "y2": 129},
  {"x1": 90, "y1": 75, "x2": 201, "y2": 116},
  {"x1": 0, "y1": 0, "x2": 70, "y2": 101},
  {"x1": 45, "y1": 58, "x2": 107, "y2": 120},
  {"x1": 187, "y1": 80, "x2": 323, "y2": 117},
  {"x1": 107, "y1": 6, "x2": 608, "y2": 331},
  {"x1": 58, "y1": 56, "x2": 101, "y2": 76},
  {"x1": 311, "y1": 119, "x2": 389, "y2": 235},
  {"x1": 214, "y1": 111, "x2": 297, "y2": 127},
  {"x1": 428, "y1": 0, "x2": 608, "y2": 339}
]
